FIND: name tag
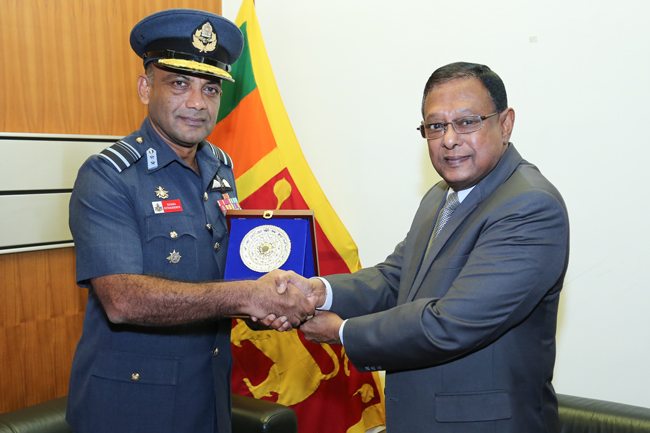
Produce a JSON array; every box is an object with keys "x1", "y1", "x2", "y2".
[{"x1": 152, "y1": 200, "x2": 183, "y2": 214}]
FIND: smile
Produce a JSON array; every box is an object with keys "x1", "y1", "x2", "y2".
[
  {"x1": 179, "y1": 116, "x2": 206, "y2": 125},
  {"x1": 444, "y1": 155, "x2": 471, "y2": 166}
]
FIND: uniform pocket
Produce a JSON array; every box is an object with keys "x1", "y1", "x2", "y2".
[
  {"x1": 88, "y1": 350, "x2": 180, "y2": 433},
  {"x1": 144, "y1": 213, "x2": 198, "y2": 277},
  {"x1": 435, "y1": 389, "x2": 511, "y2": 422}
]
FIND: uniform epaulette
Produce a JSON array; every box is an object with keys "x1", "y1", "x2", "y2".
[
  {"x1": 204, "y1": 141, "x2": 234, "y2": 169},
  {"x1": 98, "y1": 139, "x2": 143, "y2": 173}
]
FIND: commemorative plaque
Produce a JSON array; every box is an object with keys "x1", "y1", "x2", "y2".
[
  {"x1": 225, "y1": 210, "x2": 320, "y2": 279},
  {"x1": 239, "y1": 224, "x2": 292, "y2": 272}
]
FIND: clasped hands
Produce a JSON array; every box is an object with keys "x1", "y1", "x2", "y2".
[{"x1": 247, "y1": 270, "x2": 343, "y2": 345}]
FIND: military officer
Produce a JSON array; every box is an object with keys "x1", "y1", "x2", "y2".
[{"x1": 67, "y1": 9, "x2": 313, "y2": 433}]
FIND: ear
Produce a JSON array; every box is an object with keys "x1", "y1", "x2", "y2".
[
  {"x1": 500, "y1": 108, "x2": 515, "y2": 144},
  {"x1": 137, "y1": 74, "x2": 151, "y2": 105}
]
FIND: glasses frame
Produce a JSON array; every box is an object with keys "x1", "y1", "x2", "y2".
[{"x1": 417, "y1": 112, "x2": 500, "y2": 139}]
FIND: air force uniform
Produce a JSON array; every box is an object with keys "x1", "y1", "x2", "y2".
[{"x1": 67, "y1": 9, "x2": 243, "y2": 433}]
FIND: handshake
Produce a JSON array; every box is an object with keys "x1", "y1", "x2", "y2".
[{"x1": 243, "y1": 270, "x2": 343, "y2": 345}]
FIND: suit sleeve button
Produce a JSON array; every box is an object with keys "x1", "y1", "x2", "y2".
[
  {"x1": 131, "y1": 373, "x2": 140, "y2": 381},
  {"x1": 213, "y1": 348, "x2": 219, "y2": 357}
]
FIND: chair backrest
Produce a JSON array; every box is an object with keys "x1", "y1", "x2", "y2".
[
  {"x1": 0, "y1": 395, "x2": 298, "y2": 433},
  {"x1": 0, "y1": 397, "x2": 71, "y2": 433},
  {"x1": 559, "y1": 394, "x2": 650, "y2": 433}
]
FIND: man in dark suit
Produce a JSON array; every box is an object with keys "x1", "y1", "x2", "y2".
[{"x1": 276, "y1": 62, "x2": 569, "y2": 432}]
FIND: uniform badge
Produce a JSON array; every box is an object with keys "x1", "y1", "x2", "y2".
[
  {"x1": 192, "y1": 21, "x2": 217, "y2": 53},
  {"x1": 217, "y1": 193, "x2": 241, "y2": 216},
  {"x1": 155, "y1": 186, "x2": 169, "y2": 199},
  {"x1": 147, "y1": 148, "x2": 158, "y2": 170},
  {"x1": 211, "y1": 174, "x2": 233, "y2": 192},
  {"x1": 167, "y1": 250, "x2": 181, "y2": 264}
]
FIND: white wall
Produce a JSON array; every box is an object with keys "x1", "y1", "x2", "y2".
[{"x1": 222, "y1": 0, "x2": 650, "y2": 408}]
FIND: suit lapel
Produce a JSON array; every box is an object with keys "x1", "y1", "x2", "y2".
[
  {"x1": 398, "y1": 184, "x2": 447, "y2": 304},
  {"x1": 403, "y1": 144, "x2": 524, "y2": 303},
  {"x1": 406, "y1": 192, "x2": 479, "y2": 302}
]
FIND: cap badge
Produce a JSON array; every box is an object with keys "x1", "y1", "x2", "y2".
[{"x1": 192, "y1": 21, "x2": 217, "y2": 53}]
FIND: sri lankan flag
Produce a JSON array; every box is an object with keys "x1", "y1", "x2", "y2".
[{"x1": 207, "y1": 1, "x2": 385, "y2": 432}]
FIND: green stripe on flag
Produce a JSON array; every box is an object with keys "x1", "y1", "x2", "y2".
[{"x1": 217, "y1": 22, "x2": 257, "y2": 122}]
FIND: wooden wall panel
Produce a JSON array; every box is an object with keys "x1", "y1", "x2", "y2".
[
  {"x1": 1, "y1": 0, "x2": 222, "y2": 414},
  {"x1": 0, "y1": 0, "x2": 223, "y2": 136},
  {"x1": 0, "y1": 248, "x2": 86, "y2": 412}
]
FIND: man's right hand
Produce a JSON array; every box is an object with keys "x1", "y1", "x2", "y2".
[
  {"x1": 251, "y1": 271, "x2": 328, "y2": 332},
  {"x1": 273, "y1": 270, "x2": 327, "y2": 309},
  {"x1": 244, "y1": 270, "x2": 315, "y2": 328}
]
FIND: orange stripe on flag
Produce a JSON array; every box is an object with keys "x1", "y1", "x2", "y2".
[{"x1": 210, "y1": 87, "x2": 276, "y2": 178}]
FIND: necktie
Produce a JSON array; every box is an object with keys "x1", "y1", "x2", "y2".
[{"x1": 426, "y1": 192, "x2": 460, "y2": 253}]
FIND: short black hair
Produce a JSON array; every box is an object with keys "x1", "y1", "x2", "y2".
[{"x1": 421, "y1": 62, "x2": 508, "y2": 117}]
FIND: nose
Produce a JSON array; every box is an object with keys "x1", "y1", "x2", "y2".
[
  {"x1": 441, "y1": 122, "x2": 461, "y2": 149},
  {"x1": 185, "y1": 86, "x2": 207, "y2": 110}
]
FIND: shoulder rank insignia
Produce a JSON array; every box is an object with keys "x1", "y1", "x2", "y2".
[
  {"x1": 192, "y1": 21, "x2": 218, "y2": 53},
  {"x1": 147, "y1": 148, "x2": 158, "y2": 170},
  {"x1": 204, "y1": 141, "x2": 233, "y2": 169},
  {"x1": 98, "y1": 139, "x2": 143, "y2": 173}
]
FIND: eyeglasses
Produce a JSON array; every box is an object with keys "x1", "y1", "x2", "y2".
[{"x1": 417, "y1": 112, "x2": 499, "y2": 139}]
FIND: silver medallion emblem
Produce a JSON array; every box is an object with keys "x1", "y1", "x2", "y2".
[
  {"x1": 240, "y1": 225, "x2": 291, "y2": 272},
  {"x1": 167, "y1": 249, "x2": 181, "y2": 264}
]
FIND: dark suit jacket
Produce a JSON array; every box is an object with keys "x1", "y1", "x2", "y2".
[{"x1": 326, "y1": 144, "x2": 569, "y2": 432}]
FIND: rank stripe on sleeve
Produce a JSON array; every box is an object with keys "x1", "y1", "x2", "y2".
[
  {"x1": 115, "y1": 140, "x2": 142, "y2": 161},
  {"x1": 98, "y1": 152, "x2": 125, "y2": 172},
  {"x1": 205, "y1": 141, "x2": 234, "y2": 169},
  {"x1": 98, "y1": 140, "x2": 143, "y2": 172}
]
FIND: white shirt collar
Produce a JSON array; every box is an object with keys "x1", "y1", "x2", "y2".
[{"x1": 447, "y1": 186, "x2": 475, "y2": 203}]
